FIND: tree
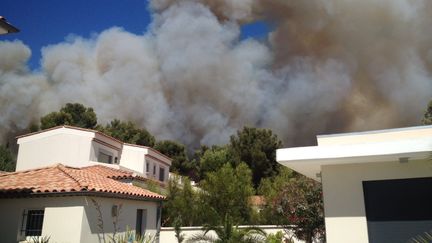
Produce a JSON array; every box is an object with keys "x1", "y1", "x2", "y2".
[
  {"x1": 173, "y1": 216, "x2": 185, "y2": 243},
  {"x1": 199, "y1": 146, "x2": 233, "y2": 181},
  {"x1": 0, "y1": 145, "x2": 15, "y2": 172},
  {"x1": 200, "y1": 163, "x2": 255, "y2": 225},
  {"x1": 99, "y1": 119, "x2": 155, "y2": 147},
  {"x1": 162, "y1": 175, "x2": 202, "y2": 227},
  {"x1": 154, "y1": 140, "x2": 194, "y2": 176},
  {"x1": 229, "y1": 127, "x2": 283, "y2": 188},
  {"x1": 259, "y1": 168, "x2": 324, "y2": 243},
  {"x1": 422, "y1": 100, "x2": 432, "y2": 125},
  {"x1": 40, "y1": 103, "x2": 97, "y2": 130}
]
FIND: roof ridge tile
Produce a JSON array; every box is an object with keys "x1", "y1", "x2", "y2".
[{"x1": 56, "y1": 164, "x2": 88, "y2": 189}]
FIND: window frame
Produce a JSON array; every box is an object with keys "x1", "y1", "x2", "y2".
[
  {"x1": 21, "y1": 209, "x2": 45, "y2": 237},
  {"x1": 135, "y1": 209, "x2": 147, "y2": 236},
  {"x1": 159, "y1": 167, "x2": 165, "y2": 182},
  {"x1": 98, "y1": 149, "x2": 113, "y2": 164}
]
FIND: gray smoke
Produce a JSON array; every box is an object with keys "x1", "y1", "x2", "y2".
[{"x1": 0, "y1": 0, "x2": 431, "y2": 148}]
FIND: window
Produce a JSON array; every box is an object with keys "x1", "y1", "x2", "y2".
[
  {"x1": 114, "y1": 157, "x2": 118, "y2": 164},
  {"x1": 153, "y1": 165, "x2": 156, "y2": 175},
  {"x1": 22, "y1": 209, "x2": 44, "y2": 236},
  {"x1": 98, "y1": 151, "x2": 112, "y2": 164},
  {"x1": 135, "y1": 209, "x2": 147, "y2": 236},
  {"x1": 146, "y1": 162, "x2": 150, "y2": 173},
  {"x1": 363, "y1": 177, "x2": 432, "y2": 242},
  {"x1": 159, "y1": 167, "x2": 165, "y2": 182}
]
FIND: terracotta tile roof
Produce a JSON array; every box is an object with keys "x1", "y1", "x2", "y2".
[
  {"x1": 82, "y1": 165, "x2": 166, "y2": 188},
  {"x1": 0, "y1": 164, "x2": 164, "y2": 200},
  {"x1": 82, "y1": 165, "x2": 140, "y2": 180},
  {"x1": 249, "y1": 195, "x2": 266, "y2": 206}
]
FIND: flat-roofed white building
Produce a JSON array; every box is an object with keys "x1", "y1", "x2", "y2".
[
  {"x1": 277, "y1": 125, "x2": 432, "y2": 243},
  {"x1": 16, "y1": 125, "x2": 172, "y2": 185}
]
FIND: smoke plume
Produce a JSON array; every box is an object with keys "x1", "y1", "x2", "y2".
[{"x1": 1, "y1": 0, "x2": 431, "y2": 148}]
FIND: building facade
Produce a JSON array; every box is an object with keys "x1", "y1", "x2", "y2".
[
  {"x1": 16, "y1": 125, "x2": 172, "y2": 186},
  {"x1": 0, "y1": 164, "x2": 165, "y2": 243},
  {"x1": 0, "y1": 125, "x2": 172, "y2": 243},
  {"x1": 277, "y1": 125, "x2": 432, "y2": 243}
]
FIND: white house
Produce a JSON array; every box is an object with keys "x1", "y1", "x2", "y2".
[
  {"x1": 16, "y1": 125, "x2": 172, "y2": 186},
  {"x1": 0, "y1": 125, "x2": 173, "y2": 243},
  {"x1": 277, "y1": 125, "x2": 432, "y2": 243},
  {"x1": 0, "y1": 164, "x2": 165, "y2": 243}
]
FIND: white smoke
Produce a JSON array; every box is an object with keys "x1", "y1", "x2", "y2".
[{"x1": 0, "y1": 0, "x2": 431, "y2": 147}]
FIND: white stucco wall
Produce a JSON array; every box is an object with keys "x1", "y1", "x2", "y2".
[
  {"x1": 0, "y1": 196, "x2": 160, "y2": 243},
  {"x1": 317, "y1": 125, "x2": 432, "y2": 146},
  {"x1": 16, "y1": 129, "x2": 95, "y2": 171},
  {"x1": 120, "y1": 145, "x2": 146, "y2": 173},
  {"x1": 120, "y1": 144, "x2": 171, "y2": 184},
  {"x1": 321, "y1": 159, "x2": 432, "y2": 243}
]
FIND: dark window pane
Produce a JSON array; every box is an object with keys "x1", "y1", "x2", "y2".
[
  {"x1": 25, "y1": 210, "x2": 44, "y2": 236},
  {"x1": 159, "y1": 168, "x2": 165, "y2": 182},
  {"x1": 363, "y1": 177, "x2": 432, "y2": 243},
  {"x1": 136, "y1": 209, "x2": 143, "y2": 236},
  {"x1": 98, "y1": 151, "x2": 112, "y2": 164}
]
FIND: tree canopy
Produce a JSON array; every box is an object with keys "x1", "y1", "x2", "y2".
[
  {"x1": 422, "y1": 100, "x2": 432, "y2": 125},
  {"x1": 201, "y1": 163, "x2": 255, "y2": 225},
  {"x1": 154, "y1": 140, "x2": 194, "y2": 175},
  {"x1": 259, "y1": 168, "x2": 324, "y2": 243},
  {"x1": 163, "y1": 175, "x2": 202, "y2": 227},
  {"x1": 99, "y1": 119, "x2": 155, "y2": 147},
  {"x1": 229, "y1": 127, "x2": 283, "y2": 188},
  {"x1": 0, "y1": 145, "x2": 15, "y2": 172},
  {"x1": 198, "y1": 146, "x2": 233, "y2": 180},
  {"x1": 40, "y1": 103, "x2": 97, "y2": 130}
]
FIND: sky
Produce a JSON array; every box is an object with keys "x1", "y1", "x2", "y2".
[
  {"x1": 3, "y1": 0, "x2": 428, "y2": 148},
  {"x1": 2, "y1": 0, "x2": 270, "y2": 70}
]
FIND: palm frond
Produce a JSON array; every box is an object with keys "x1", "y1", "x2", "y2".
[{"x1": 186, "y1": 232, "x2": 217, "y2": 243}]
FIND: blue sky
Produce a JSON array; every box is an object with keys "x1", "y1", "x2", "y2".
[{"x1": 2, "y1": 0, "x2": 270, "y2": 70}]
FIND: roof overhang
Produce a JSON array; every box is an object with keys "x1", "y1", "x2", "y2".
[
  {"x1": 277, "y1": 137, "x2": 432, "y2": 181},
  {"x1": 0, "y1": 17, "x2": 19, "y2": 34},
  {"x1": 0, "y1": 190, "x2": 165, "y2": 201}
]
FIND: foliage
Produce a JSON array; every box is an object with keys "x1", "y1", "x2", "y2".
[
  {"x1": 173, "y1": 216, "x2": 185, "y2": 243},
  {"x1": 134, "y1": 180, "x2": 162, "y2": 195},
  {"x1": 163, "y1": 163, "x2": 256, "y2": 227},
  {"x1": 110, "y1": 226, "x2": 155, "y2": 243},
  {"x1": 198, "y1": 146, "x2": 233, "y2": 181},
  {"x1": 162, "y1": 175, "x2": 202, "y2": 226},
  {"x1": 186, "y1": 215, "x2": 266, "y2": 243},
  {"x1": 265, "y1": 231, "x2": 287, "y2": 243},
  {"x1": 259, "y1": 168, "x2": 324, "y2": 243},
  {"x1": 409, "y1": 230, "x2": 432, "y2": 243},
  {"x1": 99, "y1": 119, "x2": 155, "y2": 147},
  {"x1": 0, "y1": 145, "x2": 16, "y2": 172},
  {"x1": 422, "y1": 100, "x2": 432, "y2": 125},
  {"x1": 200, "y1": 163, "x2": 255, "y2": 225},
  {"x1": 31, "y1": 236, "x2": 51, "y2": 243},
  {"x1": 154, "y1": 140, "x2": 194, "y2": 176},
  {"x1": 229, "y1": 127, "x2": 283, "y2": 188},
  {"x1": 40, "y1": 103, "x2": 97, "y2": 130}
]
